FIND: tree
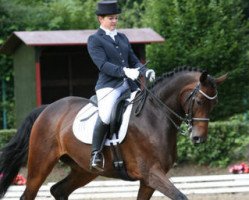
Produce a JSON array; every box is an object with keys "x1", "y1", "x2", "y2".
[
  {"x1": 0, "y1": 0, "x2": 17, "y2": 128},
  {"x1": 118, "y1": 0, "x2": 145, "y2": 28},
  {"x1": 0, "y1": 0, "x2": 99, "y2": 128},
  {"x1": 143, "y1": 0, "x2": 249, "y2": 119}
]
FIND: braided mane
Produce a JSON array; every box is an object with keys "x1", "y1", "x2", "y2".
[{"x1": 149, "y1": 66, "x2": 204, "y2": 89}]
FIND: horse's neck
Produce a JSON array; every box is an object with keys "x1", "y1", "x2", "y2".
[
  {"x1": 154, "y1": 76, "x2": 192, "y2": 113},
  {"x1": 130, "y1": 73, "x2": 198, "y2": 164},
  {"x1": 146, "y1": 74, "x2": 197, "y2": 134}
]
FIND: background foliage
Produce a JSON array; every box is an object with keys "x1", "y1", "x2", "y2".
[
  {"x1": 143, "y1": 0, "x2": 249, "y2": 120},
  {"x1": 0, "y1": 0, "x2": 249, "y2": 166},
  {"x1": 177, "y1": 112, "x2": 249, "y2": 167},
  {"x1": 0, "y1": 129, "x2": 16, "y2": 149}
]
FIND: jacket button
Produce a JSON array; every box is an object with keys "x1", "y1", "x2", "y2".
[
  {"x1": 122, "y1": 60, "x2": 125, "y2": 63},
  {"x1": 116, "y1": 46, "x2": 119, "y2": 48}
]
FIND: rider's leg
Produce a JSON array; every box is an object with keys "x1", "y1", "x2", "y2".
[
  {"x1": 90, "y1": 115, "x2": 108, "y2": 171},
  {"x1": 90, "y1": 81, "x2": 129, "y2": 171}
]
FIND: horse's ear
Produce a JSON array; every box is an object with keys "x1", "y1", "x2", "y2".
[
  {"x1": 199, "y1": 71, "x2": 208, "y2": 83},
  {"x1": 215, "y1": 73, "x2": 228, "y2": 86}
]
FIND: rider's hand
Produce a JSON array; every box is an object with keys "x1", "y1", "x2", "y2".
[
  {"x1": 146, "y1": 69, "x2": 156, "y2": 82},
  {"x1": 123, "y1": 67, "x2": 140, "y2": 80}
]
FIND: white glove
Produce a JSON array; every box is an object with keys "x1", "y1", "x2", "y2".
[
  {"x1": 123, "y1": 67, "x2": 140, "y2": 80},
  {"x1": 146, "y1": 69, "x2": 156, "y2": 82}
]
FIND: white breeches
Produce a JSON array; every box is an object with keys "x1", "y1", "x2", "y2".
[{"x1": 96, "y1": 81, "x2": 129, "y2": 124}]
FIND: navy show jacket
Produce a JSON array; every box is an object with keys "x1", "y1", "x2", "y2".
[{"x1": 87, "y1": 28, "x2": 146, "y2": 91}]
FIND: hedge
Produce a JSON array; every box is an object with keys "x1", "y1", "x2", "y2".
[
  {"x1": 177, "y1": 113, "x2": 249, "y2": 167},
  {"x1": 0, "y1": 129, "x2": 16, "y2": 149}
]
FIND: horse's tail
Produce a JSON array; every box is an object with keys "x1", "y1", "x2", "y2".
[{"x1": 0, "y1": 105, "x2": 47, "y2": 197}]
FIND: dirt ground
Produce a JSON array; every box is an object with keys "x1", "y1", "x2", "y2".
[
  {"x1": 115, "y1": 193, "x2": 249, "y2": 200},
  {"x1": 119, "y1": 193, "x2": 249, "y2": 200},
  {"x1": 19, "y1": 163, "x2": 249, "y2": 200},
  {"x1": 20, "y1": 162, "x2": 230, "y2": 183}
]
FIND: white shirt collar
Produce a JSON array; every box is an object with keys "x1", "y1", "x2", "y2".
[{"x1": 100, "y1": 26, "x2": 117, "y2": 40}]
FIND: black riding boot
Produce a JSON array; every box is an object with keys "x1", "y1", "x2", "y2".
[{"x1": 90, "y1": 116, "x2": 108, "y2": 171}]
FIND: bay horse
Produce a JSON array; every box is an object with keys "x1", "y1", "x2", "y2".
[{"x1": 0, "y1": 68, "x2": 226, "y2": 200}]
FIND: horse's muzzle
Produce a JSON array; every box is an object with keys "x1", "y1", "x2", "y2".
[
  {"x1": 190, "y1": 125, "x2": 208, "y2": 144},
  {"x1": 190, "y1": 130, "x2": 207, "y2": 144},
  {"x1": 191, "y1": 135, "x2": 207, "y2": 144}
]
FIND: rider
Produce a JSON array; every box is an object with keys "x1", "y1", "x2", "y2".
[{"x1": 87, "y1": 0, "x2": 156, "y2": 171}]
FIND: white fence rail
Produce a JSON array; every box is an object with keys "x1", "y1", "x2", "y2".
[{"x1": 2, "y1": 174, "x2": 249, "y2": 199}]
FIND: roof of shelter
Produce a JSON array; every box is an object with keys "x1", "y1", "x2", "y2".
[{"x1": 0, "y1": 28, "x2": 165, "y2": 55}]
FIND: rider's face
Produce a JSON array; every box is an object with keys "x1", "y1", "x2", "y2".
[{"x1": 98, "y1": 14, "x2": 119, "y2": 31}]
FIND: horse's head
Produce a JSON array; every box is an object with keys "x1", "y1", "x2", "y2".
[{"x1": 181, "y1": 71, "x2": 227, "y2": 144}]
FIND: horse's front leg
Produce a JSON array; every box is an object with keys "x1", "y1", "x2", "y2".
[
  {"x1": 137, "y1": 180, "x2": 155, "y2": 200},
  {"x1": 146, "y1": 164, "x2": 188, "y2": 200}
]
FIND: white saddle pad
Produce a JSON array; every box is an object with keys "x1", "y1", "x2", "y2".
[{"x1": 72, "y1": 91, "x2": 137, "y2": 146}]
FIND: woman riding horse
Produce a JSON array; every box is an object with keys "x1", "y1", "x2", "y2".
[
  {"x1": 0, "y1": 67, "x2": 226, "y2": 200},
  {"x1": 87, "y1": 0, "x2": 155, "y2": 171}
]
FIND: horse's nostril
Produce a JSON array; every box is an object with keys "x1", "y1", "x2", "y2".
[
  {"x1": 192, "y1": 136, "x2": 202, "y2": 144},
  {"x1": 192, "y1": 136, "x2": 207, "y2": 144}
]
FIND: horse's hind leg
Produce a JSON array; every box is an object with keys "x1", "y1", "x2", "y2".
[
  {"x1": 50, "y1": 157, "x2": 97, "y2": 200},
  {"x1": 137, "y1": 180, "x2": 155, "y2": 200},
  {"x1": 21, "y1": 154, "x2": 58, "y2": 200},
  {"x1": 21, "y1": 136, "x2": 59, "y2": 199}
]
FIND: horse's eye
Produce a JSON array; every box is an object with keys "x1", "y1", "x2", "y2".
[{"x1": 196, "y1": 100, "x2": 203, "y2": 106}]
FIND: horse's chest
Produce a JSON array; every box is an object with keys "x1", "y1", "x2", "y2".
[{"x1": 158, "y1": 139, "x2": 177, "y2": 167}]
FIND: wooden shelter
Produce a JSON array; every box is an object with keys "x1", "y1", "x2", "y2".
[{"x1": 0, "y1": 28, "x2": 165, "y2": 126}]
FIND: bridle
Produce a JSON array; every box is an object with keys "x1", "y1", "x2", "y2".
[
  {"x1": 135, "y1": 79, "x2": 218, "y2": 136},
  {"x1": 183, "y1": 83, "x2": 217, "y2": 135}
]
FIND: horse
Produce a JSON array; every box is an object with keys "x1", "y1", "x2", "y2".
[{"x1": 0, "y1": 67, "x2": 227, "y2": 200}]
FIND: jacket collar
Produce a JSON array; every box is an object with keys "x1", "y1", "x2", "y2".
[
  {"x1": 97, "y1": 28, "x2": 106, "y2": 36},
  {"x1": 100, "y1": 26, "x2": 117, "y2": 37},
  {"x1": 97, "y1": 28, "x2": 119, "y2": 44}
]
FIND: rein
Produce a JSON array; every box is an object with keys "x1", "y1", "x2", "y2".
[{"x1": 135, "y1": 79, "x2": 218, "y2": 135}]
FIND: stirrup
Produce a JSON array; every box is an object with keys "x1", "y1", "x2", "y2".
[{"x1": 90, "y1": 152, "x2": 105, "y2": 172}]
